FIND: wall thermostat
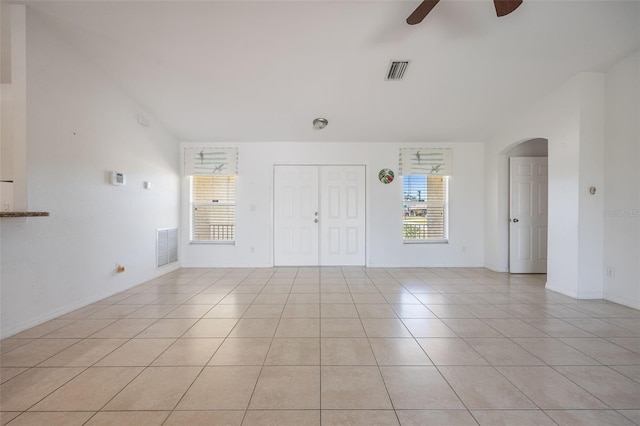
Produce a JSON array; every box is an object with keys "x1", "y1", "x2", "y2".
[{"x1": 111, "y1": 171, "x2": 126, "y2": 186}]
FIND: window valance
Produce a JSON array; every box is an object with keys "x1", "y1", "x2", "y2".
[
  {"x1": 399, "y1": 148, "x2": 452, "y2": 176},
  {"x1": 184, "y1": 147, "x2": 238, "y2": 176}
]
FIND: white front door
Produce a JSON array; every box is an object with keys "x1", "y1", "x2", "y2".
[
  {"x1": 319, "y1": 166, "x2": 366, "y2": 266},
  {"x1": 274, "y1": 165, "x2": 366, "y2": 266},
  {"x1": 274, "y1": 166, "x2": 320, "y2": 266},
  {"x1": 509, "y1": 157, "x2": 548, "y2": 273}
]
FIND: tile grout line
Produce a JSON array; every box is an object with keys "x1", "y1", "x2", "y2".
[
  {"x1": 159, "y1": 284, "x2": 217, "y2": 424},
  {"x1": 2, "y1": 267, "x2": 639, "y2": 424},
  {"x1": 238, "y1": 266, "x2": 294, "y2": 425}
]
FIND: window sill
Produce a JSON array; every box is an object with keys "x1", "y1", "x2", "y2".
[
  {"x1": 403, "y1": 239, "x2": 449, "y2": 244},
  {"x1": 189, "y1": 240, "x2": 235, "y2": 245}
]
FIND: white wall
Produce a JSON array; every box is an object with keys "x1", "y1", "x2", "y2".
[
  {"x1": 1, "y1": 84, "x2": 13, "y2": 182},
  {"x1": 577, "y1": 75, "x2": 605, "y2": 298},
  {"x1": 0, "y1": 9, "x2": 181, "y2": 337},
  {"x1": 486, "y1": 54, "x2": 640, "y2": 310},
  {"x1": 485, "y1": 73, "x2": 605, "y2": 299},
  {"x1": 1, "y1": 84, "x2": 13, "y2": 212},
  {"x1": 603, "y1": 51, "x2": 640, "y2": 309},
  {"x1": 181, "y1": 142, "x2": 484, "y2": 268},
  {"x1": 8, "y1": 5, "x2": 26, "y2": 210},
  {"x1": 485, "y1": 77, "x2": 580, "y2": 275}
]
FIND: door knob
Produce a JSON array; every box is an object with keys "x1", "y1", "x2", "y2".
[
  {"x1": 314, "y1": 219, "x2": 319, "y2": 223},
  {"x1": 512, "y1": 218, "x2": 519, "y2": 223}
]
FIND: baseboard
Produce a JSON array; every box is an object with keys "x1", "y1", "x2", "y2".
[
  {"x1": 483, "y1": 262, "x2": 509, "y2": 273},
  {"x1": 1, "y1": 263, "x2": 180, "y2": 339},
  {"x1": 604, "y1": 293, "x2": 640, "y2": 310},
  {"x1": 544, "y1": 282, "x2": 578, "y2": 299},
  {"x1": 577, "y1": 291, "x2": 604, "y2": 300},
  {"x1": 181, "y1": 262, "x2": 273, "y2": 268},
  {"x1": 367, "y1": 263, "x2": 486, "y2": 268},
  {"x1": 1, "y1": 292, "x2": 112, "y2": 338}
]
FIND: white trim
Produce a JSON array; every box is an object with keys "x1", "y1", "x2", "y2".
[
  {"x1": 545, "y1": 282, "x2": 605, "y2": 301},
  {"x1": 577, "y1": 291, "x2": 604, "y2": 300},
  {"x1": 403, "y1": 240, "x2": 449, "y2": 244},
  {"x1": 604, "y1": 293, "x2": 640, "y2": 310},
  {"x1": 545, "y1": 282, "x2": 578, "y2": 299},
  {"x1": 190, "y1": 241, "x2": 235, "y2": 245},
  {"x1": 0, "y1": 264, "x2": 180, "y2": 338}
]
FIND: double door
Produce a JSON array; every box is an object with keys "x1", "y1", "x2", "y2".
[{"x1": 274, "y1": 165, "x2": 366, "y2": 266}]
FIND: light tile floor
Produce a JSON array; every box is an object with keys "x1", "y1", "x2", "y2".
[{"x1": 1, "y1": 267, "x2": 640, "y2": 425}]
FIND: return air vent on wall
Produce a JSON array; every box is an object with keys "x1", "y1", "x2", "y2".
[
  {"x1": 386, "y1": 60, "x2": 410, "y2": 80},
  {"x1": 157, "y1": 228, "x2": 178, "y2": 267}
]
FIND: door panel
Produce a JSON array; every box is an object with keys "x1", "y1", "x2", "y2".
[
  {"x1": 274, "y1": 166, "x2": 319, "y2": 266},
  {"x1": 320, "y1": 165, "x2": 366, "y2": 266},
  {"x1": 274, "y1": 165, "x2": 366, "y2": 266},
  {"x1": 510, "y1": 157, "x2": 548, "y2": 273},
  {"x1": 346, "y1": 227, "x2": 358, "y2": 254},
  {"x1": 517, "y1": 226, "x2": 532, "y2": 260}
]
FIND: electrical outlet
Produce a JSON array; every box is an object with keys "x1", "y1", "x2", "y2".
[{"x1": 606, "y1": 267, "x2": 615, "y2": 278}]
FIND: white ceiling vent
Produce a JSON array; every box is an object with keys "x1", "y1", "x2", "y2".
[{"x1": 386, "y1": 60, "x2": 410, "y2": 81}]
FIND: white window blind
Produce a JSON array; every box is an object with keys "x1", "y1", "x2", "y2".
[
  {"x1": 403, "y1": 175, "x2": 448, "y2": 241},
  {"x1": 191, "y1": 175, "x2": 236, "y2": 242}
]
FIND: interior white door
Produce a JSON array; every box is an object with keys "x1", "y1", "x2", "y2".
[
  {"x1": 509, "y1": 157, "x2": 548, "y2": 273},
  {"x1": 274, "y1": 165, "x2": 366, "y2": 266},
  {"x1": 274, "y1": 166, "x2": 320, "y2": 266},
  {"x1": 319, "y1": 166, "x2": 366, "y2": 266}
]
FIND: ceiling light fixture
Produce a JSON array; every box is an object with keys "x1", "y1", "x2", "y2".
[{"x1": 313, "y1": 118, "x2": 328, "y2": 129}]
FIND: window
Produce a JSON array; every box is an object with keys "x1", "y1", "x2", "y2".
[
  {"x1": 402, "y1": 175, "x2": 448, "y2": 242},
  {"x1": 191, "y1": 175, "x2": 236, "y2": 242}
]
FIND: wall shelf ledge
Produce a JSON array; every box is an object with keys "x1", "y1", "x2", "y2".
[{"x1": 0, "y1": 212, "x2": 50, "y2": 218}]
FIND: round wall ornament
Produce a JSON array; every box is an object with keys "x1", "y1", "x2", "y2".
[{"x1": 378, "y1": 168, "x2": 394, "y2": 184}]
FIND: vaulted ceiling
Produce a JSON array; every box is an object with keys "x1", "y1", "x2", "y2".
[{"x1": 6, "y1": 1, "x2": 640, "y2": 142}]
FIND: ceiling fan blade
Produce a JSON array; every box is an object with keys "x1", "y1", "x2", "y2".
[
  {"x1": 494, "y1": 0, "x2": 523, "y2": 17},
  {"x1": 406, "y1": 0, "x2": 440, "y2": 25}
]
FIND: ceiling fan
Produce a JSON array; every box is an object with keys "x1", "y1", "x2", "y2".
[{"x1": 407, "y1": 0, "x2": 523, "y2": 25}]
